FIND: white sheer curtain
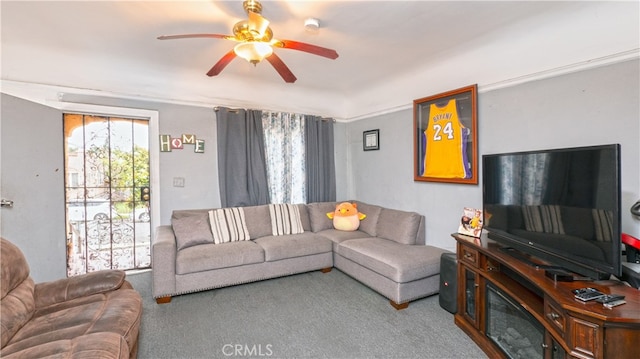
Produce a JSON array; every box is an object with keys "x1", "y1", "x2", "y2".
[{"x1": 262, "y1": 112, "x2": 306, "y2": 204}]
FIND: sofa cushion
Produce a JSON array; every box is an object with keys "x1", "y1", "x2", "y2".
[
  {"x1": 176, "y1": 241, "x2": 264, "y2": 274},
  {"x1": 209, "y1": 208, "x2": 250, "y2": 244},
  {"x1": 171, "y1": 209, "x2": 210, "y2": 219},
  {"x1": 2, "y1": 332, "x2": 129, "y2": 359},
  {"x1": 354, "y1": 201, "x2": 383, "y2": 236},
  {"x1": 336, "y1": 237, "x2": 448, "y2": 283},
  {"x1": 171, "y1": 212, "x2": 214, "y2": 250},
  {"x1": 307, "y1": 202, "x2": 339, "y2": 232},
  {"x1": 376, "y1": 208, "x2": 422, "y2": 245},
  {"x1": 1, "y1": 279, "x2": 35, "y2": 349},
  {"x1": 254, "y1": 233, "x2": 332, "y2": 262},
  {"x1": 34, "y1": 270, "x2": 126, "y2": 308},
  {"x1": 296, "y1": 204, "x2": 312, "y2": 232},
  {"x1": 268, "y1": 204, "x2": 304, "y2": 235},
  {"x1": 1, "y1": 238, "x2": 36, "y2": 348},
  {"x1": 2, "y1": 289, "x2": 142, "y2": 357},
  {"x1": 243, "y1": 205, "x2": 273, "y2": 239},
  {"x1": 315, "y1": 229, "x2": 371, "y2": 248},
  {"x1": 229, "y1": 204, "x2": 311, "y2": 239}
]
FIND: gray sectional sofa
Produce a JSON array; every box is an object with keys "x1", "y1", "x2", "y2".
[{"x1": 152, "y1": 201, "x2": 450, "y2": 309}]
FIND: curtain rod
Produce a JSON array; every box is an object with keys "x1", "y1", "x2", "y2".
[{"x1": 214, "y1": 106, "x2": 335, "y2": 122}]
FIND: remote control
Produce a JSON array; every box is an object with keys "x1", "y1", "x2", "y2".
[
  {"x1": 574, "y1": 288, "x2": 605, "y2": 301},
  {"x1": 573, "y1": 287, "x2": 597, "y2": 295},
  {"x1": 595, "y1": 294, "x2": 625, "y2": 304},
  {"x1": 603, "y1": 299, "x2": 626, "y2": 309}
]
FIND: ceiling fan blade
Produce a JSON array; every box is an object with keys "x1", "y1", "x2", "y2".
[
  {"x1": 247, "y1": 11, "x2": 270, "y2": 37},
  {"x1": 275, "y1": 40, "x2": 338, "y2": 60},
  {"x1": 157, "y1": 34, "x2": 234, "y2": 41},
  {"x1": 266, "y1": 53, "x2": 297, "y2": 83},
  {"x1": 207, "y1": 50, "x2": 237, "y2": 77}
]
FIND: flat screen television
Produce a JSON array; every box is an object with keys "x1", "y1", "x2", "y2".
[{"x1": 483, "y1": 144, "x2": 621, "y2": 280}]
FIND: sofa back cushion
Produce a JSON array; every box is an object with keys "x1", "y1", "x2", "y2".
[
  {"x1": 307, "y1": 202, "x2": 340, "y2": 232},
  {"x1": 171, "y1": 211, "x2": 214, "y2": 250},
  {"x1": 375, "y1": 208, "x2": 424, "y2": 245},
  {"x1": 1, "y1": 238, "x2": 36, "y2": 348},
  {"x1": 354, "y1": 201, "x2": 383, "y2": 237},
  {"x1": 243, "y1": 204, "x2": 311, "y2": 238},
  {"x1": 242, "y1": 205, "x2": 273, "y2": 239},
  {"x1": 171, "y1": 204, "x2": 313, "y2": 243},
  {"x1": 296, "y1": 204, "x2": 311, "y2": 232}
]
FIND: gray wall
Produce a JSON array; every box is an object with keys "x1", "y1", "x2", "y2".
[
  {"x1": 53, "y1": 96, "x2": 221, "y2": 225},
  {"x1": 345, "y1": 59, "x2": 640, "y2": 251},
  {"x1": 2, "y1": 59, "x2": 638, "y2": 280},
  {"x1": 152, "y1": 103, "x2": 219, "y2": 223},
  {"x1": 1, "y1": 95, "x2": 220, "y2": 281}
]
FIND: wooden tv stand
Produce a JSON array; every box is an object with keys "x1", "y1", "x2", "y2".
[{"x1": 452, "y1": 233, "x2": 640, "y2": 359}]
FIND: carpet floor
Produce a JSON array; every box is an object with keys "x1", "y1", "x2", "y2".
[{"x1": 126, "y1": 269, "x2": 488, "y2": 359}]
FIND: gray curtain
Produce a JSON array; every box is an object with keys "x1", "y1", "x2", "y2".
[
  {"x1": 304, "y1": 115, "x2": 336, "y2": 202},
  {"x1": 216, "y1": 107, "x2": 270, "y2": 207}
]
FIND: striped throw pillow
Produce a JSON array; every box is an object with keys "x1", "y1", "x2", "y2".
[
  {"x1": 522, "y1": 205, "x2": 565, "y2": 234},
  {"x1": 269, "y1": 204, "x2": 304, "y2": 236},
  {"x1": 592, "y1": 209, "x2": 613, "y2": 242},
  {"x1": 208, "y1": 207, "x2": 250, "y2": 244}
]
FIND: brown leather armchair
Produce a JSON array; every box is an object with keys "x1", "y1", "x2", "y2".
[{"x1": 1, "y1": 238, "x2": 142, "y2": 358}]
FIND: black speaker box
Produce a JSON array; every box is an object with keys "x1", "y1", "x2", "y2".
[{"x1": 439, "y1": 252, "x2": 457, "y2": 314}]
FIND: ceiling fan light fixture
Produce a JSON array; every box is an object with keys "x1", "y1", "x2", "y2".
[{"x1": 234, "y1": 41, "x2": 273, "y2": 64}]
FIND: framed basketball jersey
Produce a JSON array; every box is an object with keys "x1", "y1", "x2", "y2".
[
  {"x1": 413, "y1": 85, "x2": 478, "y2": 184},
  {"x1": 422, "y1": 99, "x2": 471, "y2": 179}
]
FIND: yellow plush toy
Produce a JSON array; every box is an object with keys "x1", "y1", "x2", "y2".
[{"x1": 327, "y1": 202, "x2": 366, "y2": 231}]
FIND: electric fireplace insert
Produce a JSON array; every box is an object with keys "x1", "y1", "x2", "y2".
[{"x1": 485, "y1": 283, "x2": 544, "y2": 359}]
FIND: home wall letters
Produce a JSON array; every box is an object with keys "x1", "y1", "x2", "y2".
[{"x1": 160, "y1": 134, "x2": 205, "y2": 153}]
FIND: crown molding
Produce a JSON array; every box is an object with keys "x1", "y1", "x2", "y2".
[{"x1": 344, "y1": 49, "x2": 639, "y2": 123}]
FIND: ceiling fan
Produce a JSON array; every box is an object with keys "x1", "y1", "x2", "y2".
[{"x1": 157, "y1": 0, "x2": 339, "y2": 83}]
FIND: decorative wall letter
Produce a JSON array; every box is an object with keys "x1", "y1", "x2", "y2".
[
  {"x1": 160, "y1": 134, "x2": 205, "y2": 153},
  {"x1": 195, "y1": 139, "x2": 205, "y2": 153},
  {"x1": 182, "y1": 134, "x2": 196, "y2": 144},
  {"x1": 159, "y1": 135, "x2": 172, "y2": 152},
  {"x1": 171, "y1": 138, "x2": 184, "y2": 149}
]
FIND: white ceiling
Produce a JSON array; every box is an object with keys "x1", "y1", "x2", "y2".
[{"x1": 1, "y1": 1, "x2": 638, "y2": 120}]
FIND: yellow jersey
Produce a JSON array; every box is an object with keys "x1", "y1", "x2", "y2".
[{"x1": 422, "y1": 99, "x2": 470, "y2": 178}]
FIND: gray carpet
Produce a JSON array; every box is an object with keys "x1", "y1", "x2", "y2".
[{"x1": 126, "y1": 269, "x2": 488, "y2": 359}]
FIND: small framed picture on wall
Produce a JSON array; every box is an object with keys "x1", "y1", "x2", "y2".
[{"x1": 363, "y1": 129, "x2": 379, "y2": 151}]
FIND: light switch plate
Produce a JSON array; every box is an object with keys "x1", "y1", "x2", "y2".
[{"x1": 173, "y1": 177, "x2": 185, "y2": 187}]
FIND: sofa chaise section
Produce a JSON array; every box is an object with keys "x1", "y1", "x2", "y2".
[
  {"x1": 310, "y1": 201, "x2": 451, "y2": 309},
  {"x1": 334, "y1": 237, "x2": 449, "y2": 309}
]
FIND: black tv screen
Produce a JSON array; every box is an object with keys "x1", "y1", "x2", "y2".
[{"x1": 483, "y1": 144, "x2": 621, "y2": 279}]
